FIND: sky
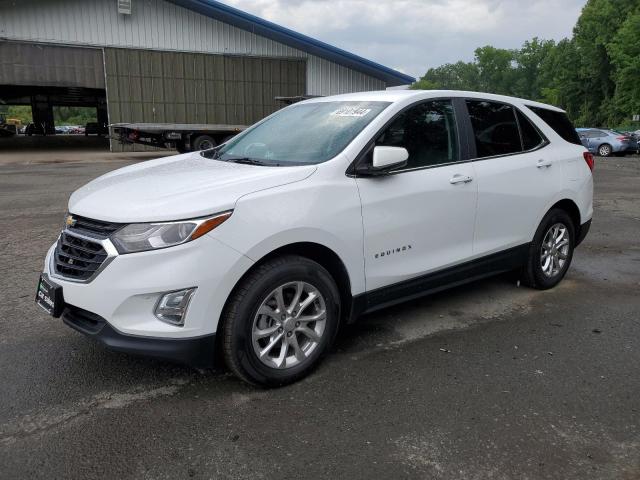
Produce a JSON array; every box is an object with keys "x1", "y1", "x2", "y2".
[{"x1": 224, "y1": 0, "x2": 587, "y2": 79}]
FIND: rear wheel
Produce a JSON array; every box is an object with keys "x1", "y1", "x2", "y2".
[
  {"x1": 222, "y1": 255, "x2": 340, "y2": 387},
  {"x1": 598, "y1": 143, "x2": 612, "y2": 157},
  {"x1": 192, "y1": 135, "x2": 216, "y2": 151},
  {"x1": 522, "y1": 209, "x2": 575, "y2": 290}
]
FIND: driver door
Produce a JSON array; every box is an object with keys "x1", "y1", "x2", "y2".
[{"x1": 355, "y1": 99, "x2": 478, "y2": 292}]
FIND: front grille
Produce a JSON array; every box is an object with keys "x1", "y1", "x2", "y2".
[
  {"x1": 69, "y1": 214, "x2": 123, "y2": 237},
  {"x1": 54, "y1": 231, "x2": 108, "y2": 281}
]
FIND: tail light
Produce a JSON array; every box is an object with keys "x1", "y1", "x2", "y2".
[
  {"x1": 583, "y1": 152, "x2": 594, "y2": 172},
  {"x1": 616, "y1": 136, "x2": 629, "y2": 141}
]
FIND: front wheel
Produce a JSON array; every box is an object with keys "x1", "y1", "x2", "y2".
[
  {"x1": 221, "y1": 255, "x2": 340, "y2": 387},
  {"x1": 522, "y1": 209, "x2": 575, "y2": 290}
]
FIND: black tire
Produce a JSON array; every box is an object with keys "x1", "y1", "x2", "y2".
[
  {"x1": 522, "y1": 208, "x2": 575, "y2": 290},
  {"x1": 192, "y1": 135, "x2": 216, "y2": 151},
  {"x1": 598, "y1": 143, "x2": 612, "y2": 157},
  {"x1": 222, "y1": 255, "x2": 341, "y2": 387}
]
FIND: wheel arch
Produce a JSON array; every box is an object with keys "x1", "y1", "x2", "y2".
[
  {"x1": 217, "y1": 241, "x2": 355, "y2": 356},
  {"x1": 256, "y1": 243, "x2": 352, "y2": 310},
  {"x1": 549, "y1": 198, "x2": 581, "y2": 232}
]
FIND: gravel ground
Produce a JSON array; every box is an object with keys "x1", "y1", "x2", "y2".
[{"x1": 0, "y1": 152, "x2": 638, "y2": 479}]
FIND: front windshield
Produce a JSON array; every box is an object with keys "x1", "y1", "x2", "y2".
[{"x1": 212, "y1": 101, "x2": 390, "y2": 166}]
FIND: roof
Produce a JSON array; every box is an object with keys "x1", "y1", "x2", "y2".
[
  {"x1": 166, "y1": 0, "x2": 415, "y2": 86},
  {"x1": 302, "y1": 90, "x2": 565, "y2": 111}
]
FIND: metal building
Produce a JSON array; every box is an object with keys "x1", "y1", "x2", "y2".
[{"x1": 0, "y1": 0, "x2": 414, "y2": 149}]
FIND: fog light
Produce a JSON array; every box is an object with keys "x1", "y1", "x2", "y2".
[{"x1": 154, "y1": 288, "x2": 196, "y2": 326}]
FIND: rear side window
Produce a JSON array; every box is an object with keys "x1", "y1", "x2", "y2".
[
  {"x1": 527, "y1": 106, "x2": 582, "y2": 145},
  {"x1": 466, "y1": 100, "x2": 521, "y2": 157},
  {"x1": 516, "y1": 110, "x2": 545, "y2": 150}
]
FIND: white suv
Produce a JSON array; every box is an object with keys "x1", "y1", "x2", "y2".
[{"x1": 36, "y1": 90, "x2": 593, "y2": 386}]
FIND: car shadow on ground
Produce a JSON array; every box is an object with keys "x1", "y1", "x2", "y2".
[{"x1": 52, "y1": 270, "x2": 525, "y2": 390}]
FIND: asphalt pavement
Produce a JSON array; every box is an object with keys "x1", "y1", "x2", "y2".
[{"x1": 0, "y1": 153, "x2": 638, "y2": 479}]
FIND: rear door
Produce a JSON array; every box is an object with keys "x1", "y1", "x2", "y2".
[
  {"x1": 465, "y1": 99, "x2": 561, "y2": 256},
  {"x1": 355, "y1": 99, "x2": 478, "y2": 291}
]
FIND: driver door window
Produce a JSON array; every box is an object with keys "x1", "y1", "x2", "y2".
[{"x1": 375, "y1": 100, "x2": 459, "y2": 170}]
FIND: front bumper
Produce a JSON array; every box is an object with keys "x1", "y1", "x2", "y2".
[
  {"x1": 63, "y1": 304, "x2": 216, "y2": 367},
  {"x1": 44, "y1": 231, "x2": 253, "y2": 340}
]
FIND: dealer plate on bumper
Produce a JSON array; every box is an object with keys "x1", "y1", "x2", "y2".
[{"x1": 35, "y1": 274, "x2": 64, "y2": 317}]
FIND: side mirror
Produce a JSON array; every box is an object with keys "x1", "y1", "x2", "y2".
[{"x1": 355, "y1": 146, "x2": 408, "y2": 176}]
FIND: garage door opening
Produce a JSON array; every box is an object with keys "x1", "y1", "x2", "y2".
[
  {"x1": 0, "y1": 105, "x2": 31, "y2": 137},
  {"x1": 52, "y1": 106, "x2": 100, "y2": 135}
]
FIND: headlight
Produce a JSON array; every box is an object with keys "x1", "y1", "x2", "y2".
[{"x1": 111, "y1": 211, "x2": 232, "y2": 254}]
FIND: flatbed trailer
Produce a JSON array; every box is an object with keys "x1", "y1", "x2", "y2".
[
  {"x1": 111, "y1": 123, "x2": 247, "y2": 152},
  {"x1": 110, "y1": 97, "x2": 320, "y2": 152}
]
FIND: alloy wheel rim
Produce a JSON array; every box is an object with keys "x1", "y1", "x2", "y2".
[
  {"x1": 540, "y1": 223, "x2": 570, "y2": 277},
  {"x1": 251, "y1": 281, "x2": 327, "y2": 369},
  {"x1": 599, "y1": 145, "x2": 610, "y2": 156}
]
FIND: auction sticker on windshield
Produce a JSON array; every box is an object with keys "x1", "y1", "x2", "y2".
[{"x1": 331, "y1": 107, "x2": 371, "y2": 117}]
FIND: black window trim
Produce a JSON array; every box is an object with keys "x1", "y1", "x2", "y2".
[
  {"x1": 346, "y1": 96, "x2": 471, "y2": 177},
  {"x1": 514, "y1": 106, "x2": 548, "y2": 152},
  {"x1": 462, "y1": 97, "x2": 550, "y2": 163}
]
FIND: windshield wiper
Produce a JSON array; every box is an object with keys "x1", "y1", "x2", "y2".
[{"x1": 226, "y1": 157, "x2": 272, "y2": 166}]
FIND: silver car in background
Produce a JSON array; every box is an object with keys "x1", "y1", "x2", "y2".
[{"x1": 576, "y1": 128, "x2": 638, "y2": 157}]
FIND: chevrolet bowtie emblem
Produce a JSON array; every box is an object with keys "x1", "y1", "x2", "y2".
[{"x1": 65, "y1": 215, "x2": 77, "y2": 227}]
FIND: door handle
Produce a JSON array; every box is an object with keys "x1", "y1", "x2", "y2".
[
  {"x1": 537, "y1": 159, "x2": 553, "y2": 168},
  {"x1": 449, "y1": 174, "x2": 473, "y2": 184}
]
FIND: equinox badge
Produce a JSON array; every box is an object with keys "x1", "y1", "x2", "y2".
[{"x1": 375, "y1": 245, "x2": 412, "y2": 259}]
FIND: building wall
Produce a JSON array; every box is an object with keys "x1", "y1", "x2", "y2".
[
  {"x1": 105, "y1": 47, "x2": 305, "y2": 126},
  {"x1": 0, "y1": 0, "x2": 386, "y2": 95}
]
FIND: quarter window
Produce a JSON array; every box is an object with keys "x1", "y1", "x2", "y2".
[
  {"x1": 375, "y1": 100, "x2": 459, "y2": 169},
  {"x1": 466, "y1": 100, "x2": 521, "y2": 158},
  {"x1": 527, "y1": 106, "x2": 582, "y2": 145}
]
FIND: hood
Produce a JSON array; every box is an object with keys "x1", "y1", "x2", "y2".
[{"x1": 68, "y1": 152, "x2": 317, "y2": 222}]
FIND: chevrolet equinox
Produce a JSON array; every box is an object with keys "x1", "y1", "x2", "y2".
[{"x1": 36, "y1": 90, "x2": 594, "y2": 386}]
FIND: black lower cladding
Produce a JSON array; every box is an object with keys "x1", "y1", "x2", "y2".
[
  {"x1": 62, "y1": 304, "x2": 215, "y2": 367},
  {"x1": 348, "y1": 244, "x2": 530, "y2": 321}
]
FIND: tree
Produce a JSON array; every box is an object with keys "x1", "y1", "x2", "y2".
[
  {"x1": 539, "y1": 39, "x2": 585, "y2": 123},
  {"x1": 411, "y1": 0, "x2": 640, "y2": 127},
  {"x1": 514, "y1": 38, "x2": 556, "y2": 100},
  {"x1": 608, "y1": 5, "x2": 640, "y2": 125},
  {"x1": 411, "y1": 61, "x2": 479, "y2": 91},
  {"x1": 474, "y1": 45, "x2": 516, "y2": 95},
  {"x1": 573, "y1": 0, "x2": 639, "y2": 124}
]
